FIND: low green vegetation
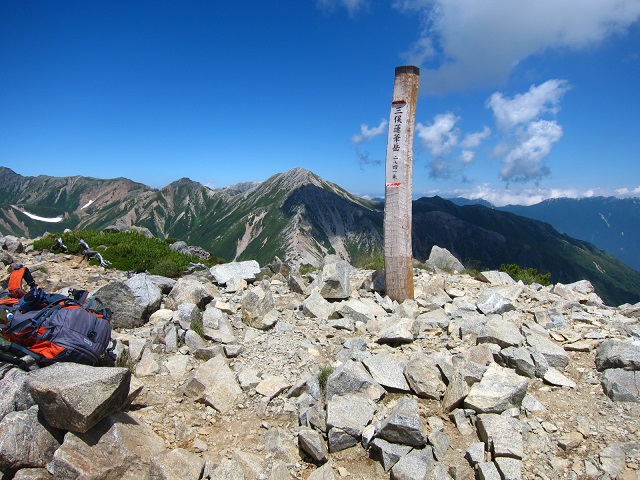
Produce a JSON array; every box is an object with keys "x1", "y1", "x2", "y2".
[
  {"x1": 318, "y1": 365, "x2": 333, "y2": 390},
  {"x1": 33, "y1": 229, "x2": 218, "y2": 278},
  {"x1": 499, "y1": 263, "x2": 551, "y2": 286},
  {"x1": 190, "y1": 316, "x2": 205, "y2": 339},
  {"x1": 116, "y1": 348, "x2": 136, "y2": 373},
  {"x1": 352, "y1": 251, "x2": 384, "y2": 270},
  {"x1": 299, "y1": 264, "x2": 317, "y2": 276}
]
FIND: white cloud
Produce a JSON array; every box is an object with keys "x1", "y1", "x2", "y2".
[
  {"x1": 499, "y1": 120, "x2": 563, "y2": 183},
  {"x1": 422, "y1": 184, "x2": 624, "y2": 207},
  {"x1": 416, "y1": 115, "x2": 490, "y2": 179},
  {"x1": 487, "y1": 80, "x2": 570, "y2": 131},
  {"x1": 416, "y1": 112, "x2": 460, "y2": 156},
  {"x1": 616, "y1": 186, "x2": 640, "y2": 197},
  {"x1": 487, "y1": 80, "x2": 569, "y2": 184},
  {"x1": 394, "y1": 0, "x2": 640, "y2": 95},
  {"x1": 401, "y1": 37, "x2": 437, "y2": 66},
  {"x1": 461, "y1": 126, "x2": 491, "y2": 148},
  {"x1": 460, "y1": 149, "x2": 475, "y2": 164},
  {"x1": 351, "y1": 119, "x2": 388, "y2": 144}
]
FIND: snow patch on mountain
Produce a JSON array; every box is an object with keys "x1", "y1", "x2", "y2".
[{"x1": 12, "y1": 205, "x2": 63, "y2": 223}]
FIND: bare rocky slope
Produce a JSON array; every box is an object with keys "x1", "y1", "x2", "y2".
[{"x1": 1, "y1": 236, "x2": 640, "y2": 480}]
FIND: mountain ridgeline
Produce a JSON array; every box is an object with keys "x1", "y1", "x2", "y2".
[
  {"x1": 1, "y1": 166, "x2": 639, "y2": 306},
  {"x1": 449, "y1": 196, "x2": 640, "y2": 273}
]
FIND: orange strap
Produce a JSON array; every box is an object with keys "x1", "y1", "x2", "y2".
[{"x1": 7, "y1": 268, "x2": 26, "y2": 298}]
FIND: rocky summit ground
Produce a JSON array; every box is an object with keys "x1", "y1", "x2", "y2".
[{"x1": 1, "y1": 235, "x2": 640, "y2": 480}]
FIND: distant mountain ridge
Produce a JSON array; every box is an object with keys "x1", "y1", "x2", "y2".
[
  {"x1": 2, "y1": 166, "x2": 640, "y2": 306},
  {"x1": 449, "y1": 196, "x2": 640, "y2": 272}
]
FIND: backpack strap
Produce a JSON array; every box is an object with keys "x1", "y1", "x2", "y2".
[
  {"x1": 7, "y1": 267, "x2": 27, "y2": 298},
  {"x1": 85, "y1": 297, "x2": 112, "y2": 321},
  {"x1": 0, "y1": 341, "x2": 45, "y2": 364},
  {"x1": 31, "y1": 304, "x2": 64, "y2": 332},
  {"x1": 0, "y1": 348, "x2": 31, "y2": 370}
]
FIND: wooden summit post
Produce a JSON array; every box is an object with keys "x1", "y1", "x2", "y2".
[{"x1": 384, "y1": 65, "x2": 420, "y2": 303}]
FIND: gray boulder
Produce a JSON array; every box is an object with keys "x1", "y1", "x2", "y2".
[
  {"x1": 241, "y1": 280, "x2": 276, "y2": 330},
  {"x1": 27, "y1": 363, "x2": 131, "y2": 433},
  {"x1": 184, "y1": 329, "x2": 207, "y2": 352},
  {"x1": 164, "y1": 275, "x2": 217, "y2": 310},
  {"x1": 464, "y1": 363, "x2": 529, "y2": 414},
  {"x1": 201, "y1": 305, "x2": 236, "y2": 344},
  {"x1": 428, "y1": 429, "x2": 450, "y2": 461},
  {"x1": 0, "y1": 366, "x2": 34, "y2": 422},
  {"x1": 308, "y1": 462, "x2": 337, "y2": 480},
  {"x1": 477, "y1": 316, "x2": 524, "y2": 348},
  {"x1": 479, "y1": 271, "x2": 516, "y2": 285},
  {"x1": 476, "y1": 413, "x2": 524, "y2": 459},
  {"x1": 601, "y1": 369, "x2": 640, "y2": 402},
  {"x1": 495, "y1": 457, "x2": 523, "y2": 480},
  {"x1": 427, "y1": 246, "x2": 464, "y2": 272},
  {"x1": 169, "y1": 240, "x2": 189, "y2": 253},
  {"x1": 146, "y1": 274, "x2": 177, "y2": 294},
  {"x1": 325, "y1": 360, "x2": 386, "y2": 402},
  {"x1": 337, "y1": 298, "x2": 378, "y2": 324},
  {"x1": 210, "y1": 260, "x2": 261, "y2": 285},
  {"x1": 403, "y1": 354, "x2": 446, "y2": 399},
  {"x1": 149, "y1": 448, "x2": 205, "y2": 480},
  {"x1": 476, "y1": 290, "x2": 515, "y2": 315},
  {"x1": 48, "y1": 411, "x2": 166, "y2": 479},
  {"x1": 441, "y1": 370, "x2": 470, "y2": 413},
  {"x1": 90, "y1": 280, "x2": 151, "y2": 329},
  {"x1": 414, "y1": 308, "x2": 450, "y2": 335},
  {"x1": 11, "y1": 467, "x2": 53, "y2": 480},
  {"x1": 524, "y1": 331, "x2": 569, "y2": 370},
  {"x1": 390, "y1": 446, "x2": 435, "y2": 480},
  {"x1": 362, "y1": 353, "x2": 411, "y2": 392},
  {"x1": 595, "y1": 339, "x2": 640, "y2": 371},
  {"x1": 534, "y1": 308, "x2": 567, "y2": 329},
  {"x1": 288, "y1": 269, "x2": 308, "y2": 294},
  {"x1": 375, "y1": 396, "x2": 427, "y2": 448},
  {"x1": 542, "y1": 367, "x2": 577, "y2": 388},
  {"x1": 370, "y1": 438, "x2": 412, "y2": 472},
  {"x1": 0, "y1": 406, "x2": 62, "y2": 474},
  {"x1": 317, "y1": 261, "x2": 352, "y2": 300},
  {"x1": 182, "y1": 355, "x2": 242, "y2": 413},
  {"x1": 101, "y1": 219, "x2": 130, "y2": 234},
  {"x1": 135, "y1": 348, "x2": 162, "y2": 377},
  {"x1": 326, "y1": 393, "x2": 376, "y2": 438},
  {"x1": 477, "y1": 462, "x2": 501, "y2": 480},
  {"x1": 499, "y1": 347, "x2": 537, "y2": 378},
  {"x1": 3, "y1": 235, "x2": 24, "y2": 253},
  {"x1": 125, "y1": 277, "x2": 160, "y2": 316},
  {"x1": 176, "y1": 303, "x2": 200, "y2": 329},
  {"x1": 328, "y1": 427, "x2": 358, "y2": 453},
  {"x1": 377, "y1": 317, "x2": 415, "y2": 345},
  {"x1": 302, "y1": 291, "x2": 335, "y2": 319},
  {"x1": 298, "y1": 427, "x2": 328, "y2": 463}
]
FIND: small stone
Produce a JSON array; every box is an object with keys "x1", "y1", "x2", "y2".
[{"x1": 558, "y1": 431, "x2": 583, "y2": 451}]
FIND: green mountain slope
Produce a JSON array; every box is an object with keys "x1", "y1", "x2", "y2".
[
  {"x1": 2, "y1": 166, "x2": 639, "y2": 306},
  {"x1": 411, "y1": 197, "x2": 640, "y2": 306}
]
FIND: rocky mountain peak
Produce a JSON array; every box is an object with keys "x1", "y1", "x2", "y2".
[{"x1": 274, "y1": 167, "x2": 324, "y2": 190}]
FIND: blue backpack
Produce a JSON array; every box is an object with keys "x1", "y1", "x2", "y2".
[{"x1": 0, "y1": 292, "x2": 115, "y2": 367}]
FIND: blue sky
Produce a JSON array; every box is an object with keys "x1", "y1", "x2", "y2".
[{"x1": 1, "y1": 0, "x2": 639, "y2": 206}]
